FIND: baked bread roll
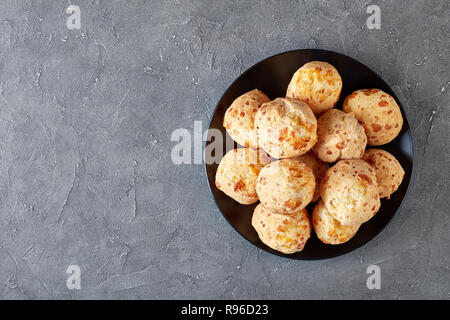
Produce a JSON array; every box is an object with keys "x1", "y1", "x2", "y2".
[
  {"x1": 286, "y1": 61, "x2": 342, "y2": 115},
  {"x1": 252, "y1": 204, "x2": 311, "y2": 254},
  {"x1": 215, "y1": 148, "x2": 271, "y2": 204},
  {"x1": 312, "y1": 200, "x2": 360, "y2": 245},
  {"x1": 313, "y1": 109, "x2": 367, "y2": 163},
  {"x1": 256, "y1": 159, "x2": 315, "y2": 214},
  {"x1": 362, "y1": 149, "x2": 405, "y2": 199},
  {"x1": 342, "y1": 89, "x2": 403, "y2": 146},
  {"x1": 223, "y1": 89, "x2": 270, "y2": 149},
  {"x1": 320, "y1": 159, "x2": 380, "y2": 226},
  {"x1": 255, "y1": 97, "x2": 317, "y2": 158}
]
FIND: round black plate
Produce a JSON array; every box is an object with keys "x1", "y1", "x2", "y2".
[{"x1": 205, "y1": 49, "x2": 414, "y2": 260}]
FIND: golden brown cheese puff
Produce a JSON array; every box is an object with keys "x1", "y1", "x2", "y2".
[
  {"x1": 215, "y1": 148, "x2": 271, "y2": 204},
  {"x1": 320, "y1": 159, "x2": 380, "y2": 226},
  {"x1": 286, "y1": 61, "x2": 342, "y2": 115},
  {"x1": 256, "y1": 159, "x2": 315, "y2": 214},
  {"x1": 342, "y1": 89, "x2": 403, "y2": 146},
  {"x1": 313, "y1": 109, "x2": 367, "y2": 163},
  {"x1": 362, "y1": 149, "x2": 405, "y2": 199},
  {"x1": 312, "y1": 200, "x2": 360, "y2": 245},
  {"x1": 223, "y1": 89, "x2": 270, "y2": 149},
  {"x1": 293, "y1": 151, "x2": 329, "y2": 202},
  {"x1": 255, "y1": 98, "x2": 317, "y2": 159},
  {"x1": 252, "y1": 204, "x2": 311, "y2": 254}
]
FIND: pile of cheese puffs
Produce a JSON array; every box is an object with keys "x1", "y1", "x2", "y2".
[{"x1": 215, "y1": 61, "x2": 405, "y2": 254}]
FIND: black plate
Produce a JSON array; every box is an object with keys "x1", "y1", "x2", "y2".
[{"x1": 205, "y1": 49, "x2": 414, "y2": 260}]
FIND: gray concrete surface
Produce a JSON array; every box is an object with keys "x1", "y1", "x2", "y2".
[{"x1": 0, "y1": 0, "x2": 448, "y2": 299}]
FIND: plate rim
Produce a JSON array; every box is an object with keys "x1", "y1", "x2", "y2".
[{"x1": 204, "y1": 48, "x2": 416, "y2": 260}]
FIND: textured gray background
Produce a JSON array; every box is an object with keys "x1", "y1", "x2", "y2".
[{"x1": 0, "y1": 0, "x2": 448, "y2": 299}]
